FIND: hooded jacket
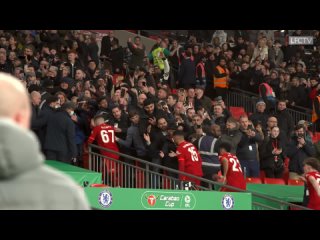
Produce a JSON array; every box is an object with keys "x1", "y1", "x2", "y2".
[{"x1": 0, "y1": 119, "x2": 89, "y2": 210}]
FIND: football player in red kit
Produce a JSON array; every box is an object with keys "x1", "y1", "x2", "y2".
[
  {"x1": 217, "y1": 142, "x2": 246, "y2": 191},
  {"x1": 301, "y1": 158, "x2": 320, "y2": 210},
  {"x1": 172, "y1": 130, "x2": 203, "y2": 186},
  {"x1": 88, "y1": 115, "x2": 122, "y2": 186}
]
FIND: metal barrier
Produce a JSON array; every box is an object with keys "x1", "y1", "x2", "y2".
[
  {"x1": 227, "y1": 88, "x2": 312, "y2": 124},
  {"x1": 89, "y1": 144, "x2": 310, "y2": 210}
]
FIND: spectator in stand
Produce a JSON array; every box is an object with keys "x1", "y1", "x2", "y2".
[
  {"x1": 249, "y1": 100, "x2": 269, "y2": 130},
  {"x1": 44, "y1": 102, "x2": 77, "y2": 164},
  {"x1": 211, "y1": 31, "x2": 227, "y2": 46},
  {"x1": 216, "y1": 117, "x2": 242, "y2": 154},
  {"x1": 116, "y1": 111, "x2": 148, "y2": 161},
  {"x1": 195, "y1": 54, "x2": 207, "y2": 88},
  {"x1": 204, "y1": 51, "x2": 216, "y2": 99},
  {"x1": 237, "y1": 115, "x2": 262, "y2": 177},
  {"x1": 0, "y1": 51, "x2": 12, "y2": 73},
  {"x1": 109, "y1": 38, "x2": 124, "y2": 73},
  {"x1": 211, "y1": 104, "x2": 227, "y2": 130},
  {"x1": 64, "y1": 102, "x2": 86, "y2": 166},
  {"x1": 260, "y1": 126, "x2": 286, "y2": 178},
  {"x1": 30, "y1": 91, "x2": 41, "y2": 136},
  {"x1": 297, "y1": 120, "x2": 313, "y2": 143},
  {"x1": 258, "y1": 79, "x2": 276, "y2": 113},
  {"x1": 166, "y1": 93, "x2": 178, "y2": 113},
  {"x1": 287, "y1": 124, "x2": 315, "y2": 180},
  {"x1": 178, "y1": 50, "x2": 196, "y2": 88},
  {"x1": 100, "y1": 30, "x2": 118, "y2": 58},
  {"x1": 287, "y1": 77, "x2": 306, "y2": 107},
  {"x1": 194, "y1": 85, "x2": 212, "y2": 113},
  {"x1": 268, "y1": 40, "x2": 284, "y2": 68},
  {"x1": 275, "y1": 100, "x2": 294, "y2": 140},
  {"x1": 65, "y1": 50, "x2": 83, "y2": 79},
  {"x1": 127, "y1": 36, "x2": 145, "y2": 71},
  {"x1": 238, "y1": 62, "x2": 252, "y2": 91},
  {"x1": 251, "y1": 37, "x2": 268, "y2": 64},
  {"x1": 213, "y1": 96, "x2": 231, "y2": 119},
  {"x1": 159, "y1": 123, "x2": 179, "y2": 179},
  {"x1": 109, "y1": 106, "x2": 129, "y2": 141},
  {"x1": 148, "y1": 39, "x2": 170, "y2": 71}
]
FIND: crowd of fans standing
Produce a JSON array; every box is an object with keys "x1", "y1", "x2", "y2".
[{"x1": 1, "y1": 30, "x2": 320, "y2": 186}]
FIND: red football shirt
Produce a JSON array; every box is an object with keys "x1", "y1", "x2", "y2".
[
  {"x1": 306, "y1": 171, "x2": 320, "y2": 210},
  {"x1": 176, "y1": 141, "x2": 203, "y2": 180},
  {"x1": 219, "y1": 152, "x2": 246, "y2": 191},
  {"x1": 88, "y1": 123, "x2": 119, "y2": 160}
]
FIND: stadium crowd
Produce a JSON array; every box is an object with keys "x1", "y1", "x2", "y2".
[{"x1": 1, "y1": 29, "x2": 320, "y2": 188}]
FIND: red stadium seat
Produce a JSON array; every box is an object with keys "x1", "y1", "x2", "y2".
[
  {"x1": 263, "y1": 178, "x2": 286, "y2": 185},
  {"x1": 287, "y1": 179, "x2": 304, "y2": 186},
  {"x1": 246, "y1": 177, "x2": 262, "y2": 184},
  {"x1": 312, "y1": 132, "x2": 320, "y2": 143},
  {"x1": 90, "y1": 183, "x2": 109, "y2": 187},
  {"x1": 229, "y1": 106, "x2": 246, "y2": 120}
]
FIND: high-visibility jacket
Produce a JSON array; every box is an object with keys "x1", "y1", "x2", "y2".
[
  {"x1": 196, "y1": 62, "x2": 206, "y2": 78},
  {"x1": 152, "y1": 47, "x2": 165, "y2": 70},
  {"x1": 259, "y1": 83, "x2": 275, "y2": 100},
  {"x1": 213, "y1": 65, "x2": 228, "y2": 88},
  {"x1": 312, "y1": 96, "x2": 320, "y2": 123}
]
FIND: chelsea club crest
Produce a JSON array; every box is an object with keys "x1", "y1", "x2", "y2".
[
  {"x1": 98, "y1": 190, "x2": 113, "y2": 208},
  {"x1": 221, "y1": 194, "x2": 234, "y2": 210}
]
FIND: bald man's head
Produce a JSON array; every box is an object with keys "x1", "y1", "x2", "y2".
[
  {"x1": 30, "y1": 91, "x2": 41, "y2": 106},
  {"x1": 0, "y1": 73, "x2": 31, "y2": 129}
]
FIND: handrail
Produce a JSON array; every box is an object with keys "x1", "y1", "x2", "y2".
[
  {"x1": 229, "y1": 87, "x2": 312, "y2": 113},
  {"x1": 89, "y1": 143, "x2": 311, "y2": 210}
]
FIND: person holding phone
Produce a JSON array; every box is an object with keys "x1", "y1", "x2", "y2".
[{"x1": 237, "y1": 115, "x2": 262, "y2": 178}]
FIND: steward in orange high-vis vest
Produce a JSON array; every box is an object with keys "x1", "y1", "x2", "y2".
[{"x1": 213, "y1": 58, "x2": 229, "y2": 101}]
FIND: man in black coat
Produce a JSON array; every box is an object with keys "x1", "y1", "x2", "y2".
[
  {"x1": 275, "y1": 100, "x2": 294, "y2": 140},
  {"x1": 31, "y1": 95, "x2": 59, "y2": 152},
  {"x1": 44, "y1": 102, "x2": 77, "y2": 164},
  {"x1": 100, "y1": 30, "x2": 118, "y2": 58},
  {"x1": 249, "y1": 100, "x2": 269, "y2": 130},
  {"x1": 109, "y1": 39, "x2": 124, "y2": 73},
  {"x1": 178, "y1": 50, "x2": 196, "y2": 88}
]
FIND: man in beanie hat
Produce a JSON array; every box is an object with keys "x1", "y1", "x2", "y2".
[{"x1": 249, "y1": 100, "x2": 268, "y2": 129}]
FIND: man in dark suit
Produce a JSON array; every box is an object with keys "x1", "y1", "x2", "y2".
[{"x1": 44, "y1": 102, "x2": 76, "y2": 164}]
